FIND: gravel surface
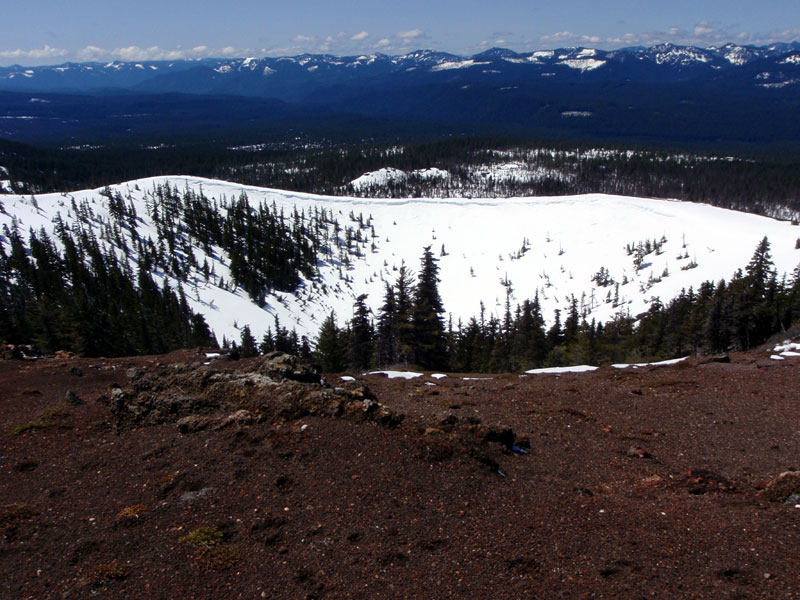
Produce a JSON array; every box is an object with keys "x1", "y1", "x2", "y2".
[{"x1": 1, "y1": 349, "x2": 799, "y2": 599}]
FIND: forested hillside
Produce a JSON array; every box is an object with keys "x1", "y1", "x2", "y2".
[
  {"x1": 2, "y1": 177, "x2": 800, "y2": 368},
  {"x1": 4, "y1": 138, "x2": 800, "y2": 220}
]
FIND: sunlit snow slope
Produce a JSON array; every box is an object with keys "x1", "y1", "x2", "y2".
[{"x1": 2, "y1": 176, "x2": 799, "y2": 344}]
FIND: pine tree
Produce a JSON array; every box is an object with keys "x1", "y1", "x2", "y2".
[
  {"x1": 189, "y1": 313, "x2": 217, "y2": 348},
  {"x1": 259, "y1": 328, "x2": 276, "y2": 354},
  {"x1": 239, "y1": 325, "x2": 259, "y2": 358},
  {"x1": 393, "y1": 262, "x2": 415, "y2": 366},
  {"x1": 375, "y1": 281, "x2": 397, "y2": 366},
  {"x1": 411, "y1": 246, "x2": 448, "y2": 369},
  {"x1": 349, "y1": 294, "x2": 373, "y2": 370},
  {"x1": 314, "y1": 311, "x2": 347, "y2": 372}
]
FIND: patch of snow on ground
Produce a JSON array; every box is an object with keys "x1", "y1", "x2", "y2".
[
  {"x1": 612, "y1": 357, "x2": 688, "y2": 369},
  {"x1": 558, "y1": 59, "x2": 606, "y2": 71},
  {"x1": 526, "y1": 365, "x2": 599, "y2": 374},
  {"x1": 431, "y1": 60, "x2": 488, "y2": 71},
  {"x1": 431, "y1": 374, "x2": 447, "y2": 379},
  {"x1": 340, "y1": 376, "x2": 356, "y2": 382},
  {"x1": 770, "y1": 355, "x2": 785, "y2": 361},
  {"x1": 412, "y1": 168, "x2": 449, "y2": 180},
  {"x1": 367, "y1": 371, "x2": 423, "y2": 379},
  {"x1": 773, "y1": 341, "x2": 800, "y2": 352}
]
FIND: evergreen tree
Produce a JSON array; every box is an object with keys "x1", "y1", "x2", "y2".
[
  {"x1": 393, "y1": 262, "x2": 415, "y2": 366},
  {"x1": 349, "y1": 294, "x2": 374, "y2": 370},
  {"x1": 259, "y1": 328, "x2": 276, "y2": 354},
  {"x1": 411, "y1": 246, "x2": 448, "y2": 369},
  {"x1": 314, "y1": 311, "x2": 348, "y2": 372},
  {"x1": 239, "y1": 325, "x2": 259, "y2": 358},
  {"x1": 375, "y1": 281, "x2": 397, "y2": 366},
  {"x1": 189, "y1": 313, "x2": 217, "y2": 348}
]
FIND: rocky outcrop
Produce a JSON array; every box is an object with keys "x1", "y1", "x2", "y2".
[{"x1": 110, "y1": 353, "x2": 403, "y2": 432}]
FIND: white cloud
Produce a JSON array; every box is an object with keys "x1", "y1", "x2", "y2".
[
  {"x1": 351, "y1": 31, "x2": 369, "y2": 41},
  {"x1": 218, "y1": 46, "x2": 239, "y2": 57},
  {"x1": 694, "y1": 22, "x2": 714, "y2": 37},
  {"x1": 111, "y1": 46, "x2": 188, "y2": 61},
  {"x1": 540, "y1": 31, "x2": 606, "y2": 46},
  {"x1": 0, "y1": 45, "x2": 67, "y2": 60},
  {"x1": 536, "y1": 21, "x2": 776, "y2": 51},
  {"x1": 73, "y1": 44, "x2": 246, "y2": 63},
  {"x1": 375, "y1": 38, "x2": 392, "y2": 49},
  {"x1": 765, "y1": 27, "x2": 800, "y2": 43},
  {"x1": 397, "y1": 28, "x2": 424, "y2": 40},
  {"x1": 293, "y1": 35, "x2": 315, "y2": 43}
]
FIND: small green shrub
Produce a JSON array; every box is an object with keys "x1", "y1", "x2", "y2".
[
  {"x1": 9, "y1": 421, "x2": 58, "y2": 436},
  {"x1": 180, "y1": 526, "x2": 224, "y2": 548},
  {"x1": 180, "y1": 526, "x2": 238, "y2": 571}
]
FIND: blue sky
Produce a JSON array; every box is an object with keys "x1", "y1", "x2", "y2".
[{"x1": 2, "y1": 0, "x2": 800, "y2": 66}]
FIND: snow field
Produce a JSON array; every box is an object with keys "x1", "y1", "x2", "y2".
[{"x1": 2, "y1": 175, "x2": 800, "y2": 350}]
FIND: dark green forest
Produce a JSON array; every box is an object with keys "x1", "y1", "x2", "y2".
[
  {"x1": 3, "y1": 139, "x2": 800, "y2": 367},
  {"x1": 0, "y1": 182, "x2": 372, "y2": 357}
]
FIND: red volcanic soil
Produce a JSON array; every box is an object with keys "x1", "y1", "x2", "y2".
[{"x1": 1, "y1": 349, "x2": 799, "y2": 599}]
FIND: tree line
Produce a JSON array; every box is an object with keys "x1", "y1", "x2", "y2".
[
  {"x1": 311, "y1": 238, "x2": 800, "y2": 373},
  {"x1": 4, "y1": 136, "x2": 800, "y2": 221}
]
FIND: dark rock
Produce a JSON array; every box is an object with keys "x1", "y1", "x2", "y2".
[
  {"x1": 126, "y1": 367, "x2": 144, "y2": 381},
  {"x1": 438, "y1": 414, "x2": 458, "y2": 431},
  {"x1": 179, "y1": 487, "x2": 214, "y2": 504},
  {"x1": 258, "y1": 352, "x2": 321, "y2": 384},
  {"x1": 69, "y1": 366, "x2": 83, "y2": 377},
  {"x1": 223, "y1": 349, "x2": 240, "y2": 361},
  {"x1": 481, "y1": 426, "x2": 516, "y2": 448},
  {"x1": 626, "y1": 445, "x2": 652, "y2": 459},
  {"x1": 13, "y1": 461, "x2": 38, "y2": 472},
  {"x1": 65, "y1": 390, "x2": 82, "y2": 406}
]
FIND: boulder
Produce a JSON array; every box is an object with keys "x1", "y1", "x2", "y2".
[{"x1": 763, "y1": 471, "x2": 800, "y2": 503}]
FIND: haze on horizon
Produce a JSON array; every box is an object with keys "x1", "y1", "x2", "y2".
[{"x1": 2, "y1": 0, "x2": 799, "y2": 67}]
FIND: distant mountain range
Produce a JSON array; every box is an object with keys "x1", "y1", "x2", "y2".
[
  {"x1": 3, "y1": 43, "x2": 800, "y2": 97},
  {"x1": 2, "y1": 43, "x2": 800, "y2": 148}
]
